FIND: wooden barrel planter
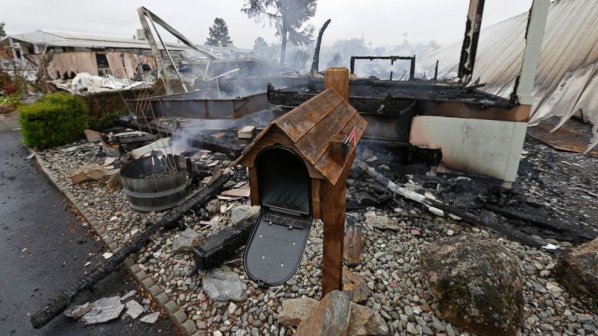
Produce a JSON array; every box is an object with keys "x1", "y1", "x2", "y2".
[{"x1": 120, "y1": 154, "x2": 191, "y2": 212}]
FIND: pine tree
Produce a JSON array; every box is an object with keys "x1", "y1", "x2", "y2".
[
  {"x1": 253, "y1": 37, "x2": 269, "y2": 60},
  {"x1": 242, "y1": 0, "x2": 317, "y2": 65},
  {"x1": 205, "y1": 18, "x2": 233, "y2": 47},
  {"x1": 0, "y1": 23, "x2": 6, "y2": 38}
]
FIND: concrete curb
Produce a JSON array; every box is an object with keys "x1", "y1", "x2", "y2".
[{"x1": 31, "y1": 150, "x2": 198, "y2": 335}]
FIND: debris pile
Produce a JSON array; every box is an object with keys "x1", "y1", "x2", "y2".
[
  {"x1": 32, "y1": 127, "x2": 597, "y2": 335},
  {"x1": 64, "y1": 291, "x2": 161, "y2": 326}
]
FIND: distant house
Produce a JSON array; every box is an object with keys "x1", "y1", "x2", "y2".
[
  {"x1": 0, "y1": 30, "x2": 258, "y2": 82},
  {"x1": 0, "y1": 29, "x2": 195, "y2": 80}
]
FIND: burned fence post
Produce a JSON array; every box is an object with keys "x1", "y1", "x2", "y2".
[{"x1": 234, "y1": 68, "x2": 366, "y2": 295}]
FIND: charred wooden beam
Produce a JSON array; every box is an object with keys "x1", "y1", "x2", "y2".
[
  {"x1": 189, "y1": 138, "x2": 244, "y2": 159},
  {"x1": 30, "y1": 174, "x2": 230, "y2": 329},
  {"x1": 192, "y1": 214, "x2": 258, "y2": 271},
  {"x1": 484, "y1": 204, "x2": 595, "y2": 244},
  {"x1": 458, "y1": 0, "x2": 485, "y2": 83},
  {"x1": 356, "y1": 159, "x2": 550, "y2": 250}
]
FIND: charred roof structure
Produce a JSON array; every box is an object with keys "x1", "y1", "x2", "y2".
[{"x1": 267, "y1": 0, "x2": 551, "y2": 187}]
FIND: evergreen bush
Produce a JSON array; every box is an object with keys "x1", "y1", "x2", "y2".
[{"x1": 19, "y1": 93, "x2": 88, "y2": 149}]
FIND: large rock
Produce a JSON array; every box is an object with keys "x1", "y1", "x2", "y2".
[
  {"x1": 420, "y1": 235, "x2": 524, "y2": 336},
  {"x1": 202, "y1": 269, "x2": 247, "y2": 302},
  {"x1": 295, "y1": 290, "x2": 351, "y2": 336},
  {"x1": 230, "y1": 205, "x2": 259, "y2": 226},
  {"x1": 555, "y1": 237, "x2": 598, "y2": 309},
  {"x1": 281, "y1": 294, "x2": 388, "y2": 335},
  {"x1": 348, "y1": 303, "x2": 389, "y2": 336},
  {"x1": 343, "y1": 268, "x2": 370, "y2": 304},
  {"x1": 278, "y1": 297, "x2": 320, "y2": 327}
]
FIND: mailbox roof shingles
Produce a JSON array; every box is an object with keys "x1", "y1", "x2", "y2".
[{"x1": 235, "y1": 88, "x2": 367, "y2": 185}]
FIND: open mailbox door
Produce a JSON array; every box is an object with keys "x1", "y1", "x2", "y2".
[{"x1": 244, "y1": 147, "x2": 313, "y2": 286}]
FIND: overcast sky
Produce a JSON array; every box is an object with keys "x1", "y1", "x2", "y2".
[{"x1": 2, "y1": 0, "x2": 532, "y2": 49}]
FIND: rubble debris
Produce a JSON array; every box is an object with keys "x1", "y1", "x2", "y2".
[
  {"x1": 237, "y1": 126, "x2": 256, "y2": 139},
  {"x1": 84, "y1": 129, "x2": 102, "y2": 143},
  {"x1": 125, "y1": 300, "x2": 144, "y2": 319},
  {"x1": 365, "y1": 211, "x2": 401, "y2": 231},
  {"x1": 189, "y1": 137, "x2": 244, "y2": 159},
  {"x1": 71, "y1": 73, "x2": 145, "y2": 94},
  {"x1": 357, "y1": 159, "x2": 549, "y2": 249},
  {"x1": 81, "y1": 296, "x2": 125, "y2": 325},
  {"x1": 202, "y1": 269, "x2": 248, "y2": 302},
  {"x1": 101, "y1": 141, "x2": 121, "y2": 157},
  {"x1": 139, "y1": 311, "x2": 160, "y2": 324},
  {"x1": 113, "y1": 131, "x2": 156, "y2": 144},
  {"x1": 295, "y1": 290, "x2": 351, "y2": 336},
  {"x1": 278, "y1": 297, "x2": 319, "y2": 327},
  {"x1": 172, "y1": 228, "x2": 201, "y2": 253},
  {"x1": 70, "y1": 164, "x2": 105, "y2": 183},
  {"x1": 342, "y1": 268, "x2": 370, "y2": 304},
  {"x1": 103, "y1": 157, "x2": 116, "y2": 167},
  {"x1": 420, "y1": 235, "x2": 524, "y2": 336},
  {"x1": 63, "y1": 302, "x2": 91, "y2": 320},
  {"x1": 220, "y1": 187, "x2": 250, "y2": 198},
  {"x1": 527, "y1": 123, "x2": 598, "y2": 157},
  {"x1": 70, "y1": 164, "x2": 119, "y2": 184},
  {"x1": 193, "y1": 213, "x2": 257, "y2": 271},
  {"x1": 555, "y1": 237, "x2": 598, "y2": 310},
  {"x1": 119, "y1": 290, "x2": 137, "y2": 302},
  {"x1": 343, "y1": 224, "x2": 364, "y2": 266},
  {"x1": 230, "y1": 205, "x2": 260, "y2": 226},
  {"x1": 30, "y1": 174, "x2": 230, "y2": 329},
  {"x1": 130, "y1": 137, "x2": 171, "y2": 159}
]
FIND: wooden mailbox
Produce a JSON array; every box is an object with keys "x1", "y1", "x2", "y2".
[{"x1": 234, "y1": 85, "x2": 367, "y2": 295}]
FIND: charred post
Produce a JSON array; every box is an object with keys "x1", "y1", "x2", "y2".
[
  {"x1": 310, "y1": 19, "x2": 332, "y2": 77},
  {"x1": 458, "y1": 0, "x2": 485, "y2": 83}
]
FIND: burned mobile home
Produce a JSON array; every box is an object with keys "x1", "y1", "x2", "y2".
[{"x1": 0, "y1": 29, "x2": 188, "y2": 80}]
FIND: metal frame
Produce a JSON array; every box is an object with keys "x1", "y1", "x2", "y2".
[{"x1": 349, "y1": 55, "x2": 416, "y2": 80}]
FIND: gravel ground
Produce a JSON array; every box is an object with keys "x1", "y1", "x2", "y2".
[{"x1": 37, "y1": 139, "x2": 597, "y2": 336}]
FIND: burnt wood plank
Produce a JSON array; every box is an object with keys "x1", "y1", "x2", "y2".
[
  {"x1": 274, "y1": 89, "x2": 342, "y2": 143},
  {"x1": 295, "y1": 102, "x2": 357, "y2": 165}
]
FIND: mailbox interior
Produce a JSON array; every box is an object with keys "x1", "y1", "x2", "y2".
[
  {"x1": 257, "y1": 146, "x2": 311, "y2": 215},
  {"x1": 244, "y1": 146, "x2": 313, "y2": 286}
]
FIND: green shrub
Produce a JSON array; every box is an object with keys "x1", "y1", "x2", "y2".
[{"x1": 19, "y1": 92, "x2": 88, "y2": 149}]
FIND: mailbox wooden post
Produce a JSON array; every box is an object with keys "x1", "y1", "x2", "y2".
[{"x1": 234, "y1": 69, "x2": 366, "y2": 295}]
